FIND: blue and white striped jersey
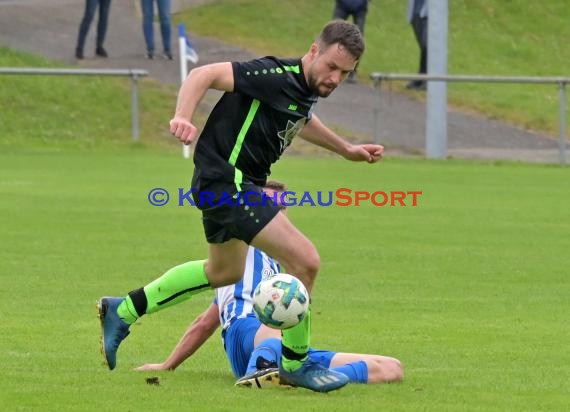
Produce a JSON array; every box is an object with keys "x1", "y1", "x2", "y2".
[{"x1": 214, "y1": 247, "x2": 281, "y2": 330}]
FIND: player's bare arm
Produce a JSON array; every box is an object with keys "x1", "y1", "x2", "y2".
[
  {"x1": 135, "y1": 304, "x2": 220, "y2": 371},
  {"x1": 170, "y1": 62, "x2": 235, "y2": 145},
  {"x1": 299, "y1": 114, "x2": 384, "y2": 163}
]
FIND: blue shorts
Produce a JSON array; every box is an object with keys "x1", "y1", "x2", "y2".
[
  {"x1": 222, "y1": 316, "x2": 336, "y2": 378},
  {"x1": 222, "y1": 316, "x2": 259, "y2": 378}
]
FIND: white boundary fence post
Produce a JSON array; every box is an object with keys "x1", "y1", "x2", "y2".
[
  {"x1": 178, "y1": 23, "x2": 199, "y2": 159},
  {"x1": 426, "y1": 0, "x2": 448, "y2": 159},
  {"x1": 178, "y1": 23, "x2": 191, "y2": 159}
]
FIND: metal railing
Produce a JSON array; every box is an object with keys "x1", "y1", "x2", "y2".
[
  {"x1": 0, "y1": 67, "x2": 149, "y2": 141},
  {"x1": 370, "y1": 73, "x2": 570, "y2": 164}
]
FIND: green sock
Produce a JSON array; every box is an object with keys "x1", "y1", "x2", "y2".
[
  {"x1": 116, "y1": 297, "x2": 139, "y2": 325},
  {"x1": 117, "y1": 260, "x2": 210, "y2": 324},
  {"x1": 281, "y1": 309, "x2": 311, "y2": 372}
]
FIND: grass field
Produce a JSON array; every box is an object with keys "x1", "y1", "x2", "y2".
[
  {"x1": 1, "y1": 3, "x2": 569, "y2": 409},
  {"x1": 1, "y1": 147, "x2": 569, "y2": 411}
]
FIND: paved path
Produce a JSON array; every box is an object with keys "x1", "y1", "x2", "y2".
[{"x1": 1, "y1": 0, "x2": 566, "y2": 163}]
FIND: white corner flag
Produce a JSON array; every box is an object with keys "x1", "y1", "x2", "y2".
[
  {"x1": 178, "y1": 23, "x2": 199, "y2": 80},
  {"x1": 178, "y1": 23, "x2": 199, "y2": 159}
]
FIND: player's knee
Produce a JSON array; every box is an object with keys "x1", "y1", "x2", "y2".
[
  {"x1": 303, "y1": 249, "x2": 321, "y2": 277},
  {"x1": 287, "y1": 249, "x2": 320, "y2": 290},
  {"x1": 369, "y1": 356, "x2": 404, "y2": 383},
  {"x1": 382, "y1": 357, "x2": 404, "y2": 383},
  {"x1": 388, "y1": 358, "x2": 404, "y2": 382},
  {"x1": 205, "y1": 262, "x2": 243, "y2": 288}
]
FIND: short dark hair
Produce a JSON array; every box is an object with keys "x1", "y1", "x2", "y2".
[
  {"x1": 264, "y1": 180, "x2": 287, "y2": 191},
  {"x1": 317, "y1": 20, "x2": 365, "y2": 60}
]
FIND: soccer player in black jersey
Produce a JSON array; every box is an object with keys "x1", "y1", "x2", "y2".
[{"x1": 98, "y1": 20, "x2": 384, "y2": 393}]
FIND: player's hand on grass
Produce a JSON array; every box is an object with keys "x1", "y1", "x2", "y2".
[
  {"x1": 345, "y1": 144, "x2": 384, "y2": 163},
  {"x1": 170, "y1": 117, "x2": 199, "y2": 145}
]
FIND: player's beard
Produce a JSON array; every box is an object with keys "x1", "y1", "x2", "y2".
[{"x1": 307, "y1": 71, "x2": 337, "y2": 98}]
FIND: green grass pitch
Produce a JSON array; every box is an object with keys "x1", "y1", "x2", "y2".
[{"x1": 1, "y1": 149, "x2": 569, "y2": 411}]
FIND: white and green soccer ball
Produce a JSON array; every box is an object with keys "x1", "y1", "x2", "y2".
[{"x1": 253, "y1": 273, "x2": 309, "y2": 330}]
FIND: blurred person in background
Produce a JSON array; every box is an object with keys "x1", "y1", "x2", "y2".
[
  {"x1": 75, "y1": 0, "x2": 112, "y2": 59},
  {"x1": 141, "y1": 0, "x2": 173, "y2": 60},
  {"x1": 406, "y1": 0, "x2": 428, "y2": 90},
  {"x1": 332, "y1": 0, "x2": 370, "y2": 83}
]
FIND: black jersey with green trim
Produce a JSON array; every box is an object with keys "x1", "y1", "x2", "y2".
[{"x1": 193, "y1": 56, "x2": 318, "y2": 186}]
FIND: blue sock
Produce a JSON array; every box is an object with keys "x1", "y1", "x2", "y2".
[
  {"x1": 332, "y1": 360, "x2": 368, "y2": 383},
  {"x1": 245, "y1": 338, "x2": 282, "y2": 375}
]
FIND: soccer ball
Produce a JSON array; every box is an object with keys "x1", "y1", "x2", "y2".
[{"x1": 253, "y1": 273, "x2": 309, "y2": 330}]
